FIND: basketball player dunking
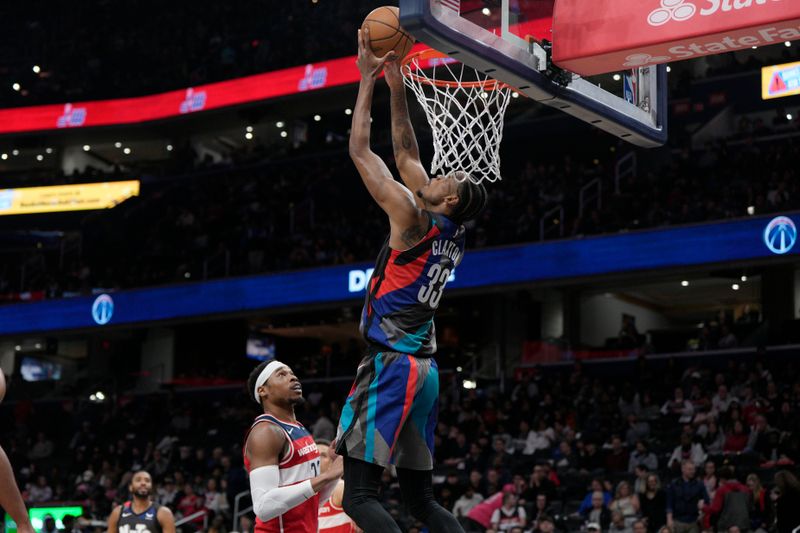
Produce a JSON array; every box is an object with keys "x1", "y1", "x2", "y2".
[
  {"x1": 0, "y1": 369, "x2": 36, "y2": 533},
  {"x1": 244, "y1": 361, "x2": 343, "y2": 533},
  {"x1": 106, "y1": 470, "x2": 176, "y2": 533},
  {"x1": 334, "y1": 28, "x2": 487, "y2": 533}
]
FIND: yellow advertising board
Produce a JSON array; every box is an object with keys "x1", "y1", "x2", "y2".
[
  {"x1": 0, "y1": 180, "x2": 139, "y2": 216},
  {"x1": 762, "y1": 61, "x2": 800, "y2": 100}
]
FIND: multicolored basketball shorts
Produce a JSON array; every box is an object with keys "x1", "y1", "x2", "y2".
[{"x1": 335, "y1": 350, "x2": 439, "y2": 471}]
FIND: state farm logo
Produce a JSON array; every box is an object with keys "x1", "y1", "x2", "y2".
[
  {"x1": 649, "y1": 0, "x2": 696, "y2": 26},
  {"x1": 648, "y1": 0, "x2": 781, "y2": 27},
  {"x1": 624, "y1": 53, "x2": 672, "y2": 67}
]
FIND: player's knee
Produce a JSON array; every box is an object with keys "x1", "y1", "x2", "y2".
[
  {"x1": 404, "y1": 493, "x2": 439, "y2": 521},
  {"x1": 341, "y1": 484, "x2": 367, "y2": 519}
]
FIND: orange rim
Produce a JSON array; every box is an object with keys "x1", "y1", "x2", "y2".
[{"x1": 401, "y1": 49, "x2": 507, "y2": 90}]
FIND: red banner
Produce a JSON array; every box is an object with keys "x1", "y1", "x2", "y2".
[
  {"x1": 0, "y1": 44, "x2": 427, "y2": 135},
  {"x1": 552, "y1": 0, "x2": 800, "y2": 76}
]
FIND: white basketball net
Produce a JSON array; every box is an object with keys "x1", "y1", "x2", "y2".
[{"x1": 402, "y1": 52, "x2": 512, "y2": 185}]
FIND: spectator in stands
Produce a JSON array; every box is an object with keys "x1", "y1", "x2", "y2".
[
  {"x1": 530, "y1": 494, "x2": 556, "y2": 529},
  {"x1": 579, "y1": 442, "x2": 605, "y2": 475},
  {"x1": 28, "y1": 432, "x2": 55, "y2": 462},
  {"x1": 554, "y1": 440, "x2": 579, "y2": 475},
  {"x1": 666, "y1": 460, "x2": 709, "y2": 533},
  {"x1": 662, "y1": 388, "x2": 695, "y2": 425},
  {"x1": 609, "y1": 510, "x2": 633, "y2": 533},
  {"x1": 717, "y1": 327, "x2": 738, "y2": 349},
  {"x1": 524, "y1": 418, "x2": 556, "y2": 456},
  {"x1": 701, "y1": 420, "x2": 725, "y2": 456},
  {"x1": 610, "y1": 481, "x2": 640, "y2": 527},
  {"x1": 311, "y1": 407, "x2": 336, "y2": 442},
  {"x1": 723, "y1": 420, "x2": 749, "y2": 454},
  {"x1": 534, "y1": 514, "x2": 557, "y2": 533},
  {"x1": 703, "y1": 467, "x2": 751, "y2": 532},
  {"x1": 746, "y1": 415, "x2": 776, "y2": 460},
  {"x1": 453, "y1": 486, "x2": 484, "y2": 525},
  {"x1": 525, "y1": 464, "x2": 557, "y2": 502},
  {"x1": 605, "y1": 436, "x2": 629, "y2": 473},
  {"x1": 632, "y1": 520, "x2": 647, "y2": 533},
  {"x1": 640, "y1": 474, "x2": 666, "y2": 533},
  {"x1": 629, "y1": 441, "x2": 658, "y2": 473},
  {"x1": 489, "y1": 492, "x2": 526, "y2": 532},
  {"x1": 624, "y1": 415, "x2": 650, "y2": 448},
  {"x1": 584, "y1": 491, "x2": 612, "y2": 532},
  {"x1": 156, "y1": 476, "x2": 178, "y2": 507},
  {"x1": 176, "y1": 482, "x2": 204, "y2": 529},
  {"x1": 701, "y1": 461, "x2": 718, "y2": 501},
  {"x1": 711, "y1": 386, "x2": 733, "y2": 417},
  {"x1": 668, "y1": 434, "x2": 707, "y2": 471},
  {"x1": 774, "y1": 470, "x2": 800, "y2": 533},
  {"x1": 466, "y1": 485, "x2": 515, "y2": 532},
  {"x1": 745, "y1": 473, "x2": 772, "y2": 533},
  {"x1": 633, "y1": 465, "x2": 650, "y2": 495},
  {"x1": 580, "y1": 479, "x2": 613, "y2": 516},
  {"x1": 27, "y1": 474, "x2": 54, "y2": 503}
]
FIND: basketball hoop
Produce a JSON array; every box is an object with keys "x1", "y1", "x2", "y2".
[{"x1": 401, "y1": 49, "x2": 512, "y2": 185}]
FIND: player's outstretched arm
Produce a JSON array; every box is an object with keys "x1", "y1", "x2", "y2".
[
  {"x1": 247, "y1": 423, "x2": 343, "y2": 522},
  {"x1": 157, "y1": 505, "x2": 176, "y2": 533},
  {"x1": 384, "y1": 60, "x2": 429, "y2": 208},
  {"x1": 350, "y1": 29, "x2": 429, "y2": 249},
  {"x1": 0, "y1": 449, "x2": 34, "y2": 533}
]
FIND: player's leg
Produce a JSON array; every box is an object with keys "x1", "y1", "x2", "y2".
[
  {"x1": 335, "y1": 351, "x2": 415, "y2": 532},
  {"x1": 394, "y1": 358, "x2": 465, "y2": 532},
  {"x1": 341, "y1": 457, "x2": 402, "y2": 532}
]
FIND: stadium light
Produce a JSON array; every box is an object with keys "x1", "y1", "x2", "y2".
[
  {"x1": 482, "y1": 7, "x2": 491, "y2": 15},
  {"x1": 275, "y1": 121, "x2": 285, "y2": 128},
  {"x1": 36, "y1": 154, "x2": 43, "y2": 161},
  {"x1": 82, "y1": 145, "x2": 91, "y2": 152},
  {"x1": 613, "y1": 74, "x2": 621, "y2": 81},
  {"x1": 666, "y1": 66, "x2": 672, "y2": 73},
  {"x1": 246, "y1": 126, "x2": 254, "y2": 132},
  {"x1": 12, "y1": 149, "x2": 19, "y2": 156},
  {"x1": 45, "y1": 147, "x2": 53, "y2": 154},
  {"x1": 681, "y1": 280, "x2": 689, "y2": 287},
  {"x1": 11, "y1": 83, "x2": 20, "y2": 91},
  {"x1": 1, "y1": 154, "x2": 7, "y2": 160},
  {"x1": 746, "y1": 206, "x2": 755, "y2": 215},
  {"x1": 462, "y1": 379, "x2": 477, "y2": 389},
  {"x1": 114, "y1": 142, "x2": 122, "y2": 148},
  {"x1": 741, "y1": 275, "x2": 747, "y2": 282},
  {"x1": 123, "y1": 147, "x2": 131, "y2": 155},
  {"x1": 313, "y1": 115, "x2": 322, "y2": 122},
  {"x1": 184, "y1": 272, "x2": 191, "y2": 279},
  {"x1": 786, "y1": 41, "x2": 792, "y2": 47},
  {"x1": 245, "y1": 132, "x2": 254, "y2": 140},
  {"x1": 345, "y1": 108, "x2": 352, "y2": 115},
  {"x1": 166, "y1": 144, "x2": 173, "y2": 151},
  {"x1": 787, "y1": 114, "x2": 793, "y2": 121},
  {"x1": 14, "y1": 345, "x2": 21, "y2": 351},
  {"x1": 511, "y1": 92, "x2": 519, "y2": 98},
  {"x1": 280, "y1": 131, "x2": 288, "y2": 138},
  {"x1": 732, "y1": 284, "x2": 740, "y2": 291},
  {"x1": 752, "y1": 46, "x2": 758, "y2": 49},
  {"x1": 32, "y1": 65, "x2": 41, "y2": 74}
]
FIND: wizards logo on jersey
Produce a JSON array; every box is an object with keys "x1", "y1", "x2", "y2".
[{"x1": 361, "y1": 212, "x2": 465, "y2": 356}]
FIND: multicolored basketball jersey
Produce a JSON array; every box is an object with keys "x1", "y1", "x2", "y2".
[
  {"x1": 243, "y1": 414, "x2": 321, "y2": 533},
  {"x1": 361, "y1": 212, "x2": 465, "y2": 356},
  {"x1": 318, "y1": 487, "x2": 356, "y2": 533},
  {"x1": 117, "y1": 502, "x2": 161, "y2": 533}
]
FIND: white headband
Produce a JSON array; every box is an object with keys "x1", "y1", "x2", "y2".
[{"x1": 253, "y1": 360, "x2": 288, "y2": 404}]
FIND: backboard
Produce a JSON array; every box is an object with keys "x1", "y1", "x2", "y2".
[{"x1": 399, "y1": 0, "x2": 668, "y2": 147}]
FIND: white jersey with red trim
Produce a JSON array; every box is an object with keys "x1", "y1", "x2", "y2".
[
  {"x1": 244, "y1": 414, "x2": 321, "y2": 533},
  {"x1": 318, "y1": 484, "x2": 356, "y2": 533}
]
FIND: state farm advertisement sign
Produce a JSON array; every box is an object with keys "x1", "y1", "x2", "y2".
[{"x1": 552, "y1": 0, "x2": 800, "y2": 76}]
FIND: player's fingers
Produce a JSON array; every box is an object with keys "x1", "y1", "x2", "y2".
[
  {"x1": 357, "y1": 30, "x2": 363, "y2": 57},
  {"x1": 378, "y1": 51, "x2": 397, "y2": 66}
]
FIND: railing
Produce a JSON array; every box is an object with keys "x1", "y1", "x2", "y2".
[
  {"x1": 578, "y1": 178, "x2": 602, "y2": 217},
  {"x1": 175, "y1": 509, "x2": 209, "y2": 531},
  {"x1": 539, "y1": 205, "x2": 564, "y2": 241},
  {"x1": 614, "y1": 151, "x2": 637, "y2": 194},
  {"x1": 232, "y1": 490, "x2": 253, "y2": 532}
]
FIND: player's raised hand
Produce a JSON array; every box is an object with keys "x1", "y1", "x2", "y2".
[
  {"x1": 357, "y1": 27, "x2": 396, "y2": 80},
  {"x1": 383, "y1": 58, "x2": 404, "y2": 91}
]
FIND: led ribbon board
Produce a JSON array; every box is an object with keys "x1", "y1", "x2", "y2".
[
  {"x1": 553, "y1": 0, "x2": 800, "y2": 76},
  {"x1": 0, "y1": 213, "x2": 795, "y2": 336},
  {"x1": 0, "y1": 181, "x2": 140, "y2": 215},
  {"x1": 762, "y1": 60, "x2": 800, "y2": 99}
]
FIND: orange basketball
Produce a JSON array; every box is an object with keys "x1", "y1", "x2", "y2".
[{"x1": 362, "y1": 6, "x2": 415, "y2": 60}]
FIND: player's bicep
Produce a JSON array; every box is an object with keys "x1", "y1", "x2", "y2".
[
  {"x1": 157, "y1": 507, "x2": 176, "y2": 533},
  {"x1": 246, "y1": 423, "x2": 286, "y2": 469},
  {"x1": 106, "y1": 506, "x2": 121, "y2": 533},
  {"x1": 352, "y1": 152, "x2": 418, "y2": 217}
]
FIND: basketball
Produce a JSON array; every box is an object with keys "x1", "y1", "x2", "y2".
[{"x1": 362, "y1": 6, "x2": 415, "y2": 60}]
